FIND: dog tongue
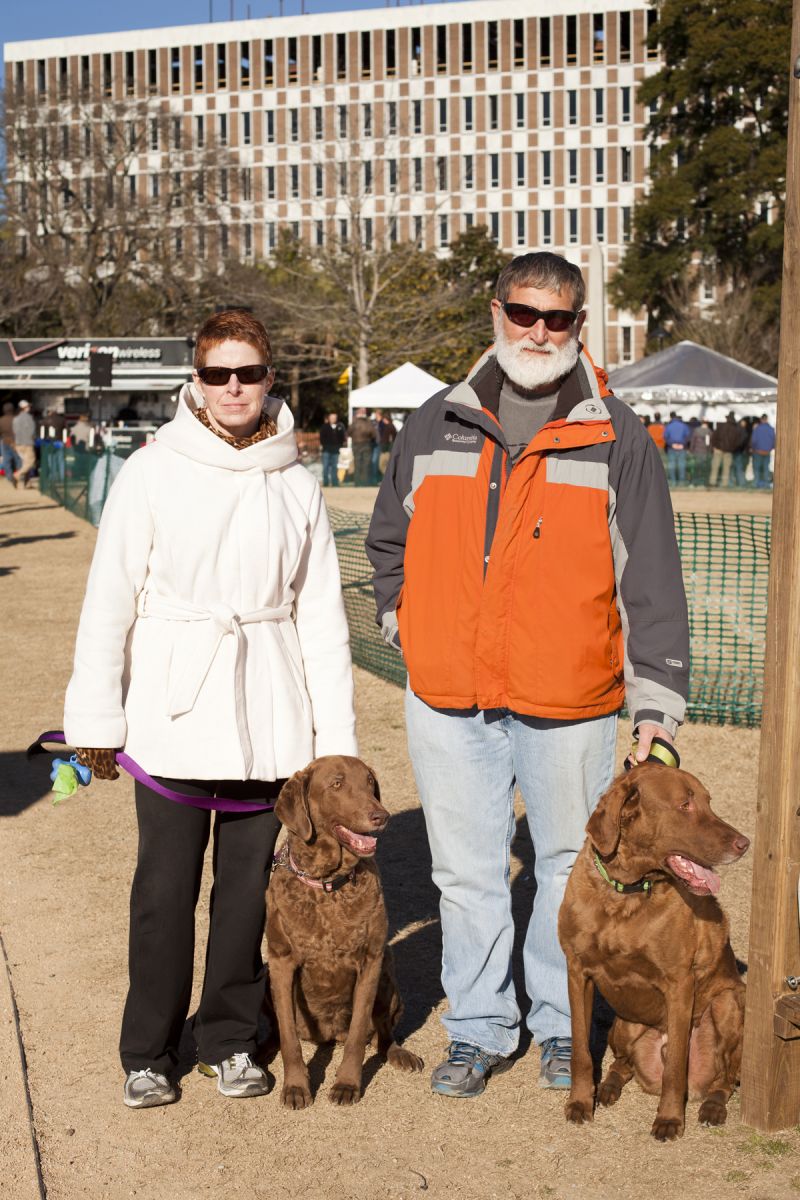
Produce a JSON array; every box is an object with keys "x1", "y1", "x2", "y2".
[
  {"x1": 336, "y1": 825, "x2": 378, "y2": 855},
  {"x1": 667, "y1": 854, "x2": 721, "y2": 895}
]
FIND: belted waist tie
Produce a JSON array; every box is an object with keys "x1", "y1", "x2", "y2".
[{"x1": 136, "y1": 590, "x2": 293, "y2": 775}]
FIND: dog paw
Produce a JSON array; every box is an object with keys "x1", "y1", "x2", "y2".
[
  {"x1": 698, "y1": 1098, "x2": 727, "y2": 1127},
  {"x1": 387, "y1": 1044, "x2": 425, "y2": 1073},
  {"x1": 328, "y1": 1082, "x2": 362, "y2": 1106},
  {"x1": 564, "y1": 1099, "x2": 593, "y2": 1125},
  {"x1": 281, "y1": 1084, "x2": 313, "y2": 1110},
  {"x1": 651, "y1": 1116, "x2": 684, "y2": 1141},
  {"x1": 597, "y1": 1077, "x2": 623, "y2": 1107}
]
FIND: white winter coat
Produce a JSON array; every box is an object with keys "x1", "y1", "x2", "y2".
[{"x1": 64, "y1": 385, "x2": 358, "y2": 780}]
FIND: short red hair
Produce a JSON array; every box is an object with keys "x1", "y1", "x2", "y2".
[{"x1": 193, "y1": 310, "x2": 272, "y2": 369}]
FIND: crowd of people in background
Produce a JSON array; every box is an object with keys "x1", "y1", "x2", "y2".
[
  {"x1": 319, "y1": 406, "x2": 399, "y2": 487},
  {"x1": 641, "y1": 409, "x2": 775, "y2": 489},
  {"x1": 0, "y1": 401, "x2": 109, "y2": 489}
]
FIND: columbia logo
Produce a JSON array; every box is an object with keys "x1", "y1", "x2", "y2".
[{"x1": 444, "y1": 432, "x2": 478, "y2": 444}]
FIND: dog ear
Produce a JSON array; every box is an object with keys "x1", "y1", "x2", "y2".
[
  {"x1": 275, "y1": 767, "x2": 313, "y2": 842},
  {"x1": 365, "y1": 763, "x2": 381, "y2": 803},
  {"x1": 586, "y1": 775, "x2": 639, "y2": 857}
]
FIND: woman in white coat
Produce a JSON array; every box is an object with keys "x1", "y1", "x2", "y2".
[{"x1": 64, "y1": 310, "x2": 357, "y2": 1109}]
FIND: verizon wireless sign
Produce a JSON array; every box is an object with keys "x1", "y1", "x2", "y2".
[
  {"x1": 57, "y1": 343, "x2": 163, "y2": 362},
  {"x1": 0, "y1": 338, "x2": 193, "y2": 370}
]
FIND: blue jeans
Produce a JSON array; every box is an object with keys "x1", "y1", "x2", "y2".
[
  {"x1": 752, "y1": 453, "x2": 772, "y2": 488},
  {"x1": 666, "y1": 449, "x2": 687, "y2": 485},
  {"x1": 405, "y1": 687, "x2": 618, "y2": 1053},
  {"x1": 1, "y1": 441, "x2": 20, "y2": 482},
  {"x1": 321, "y1": 449, "x2": 339, "y2": 486}
]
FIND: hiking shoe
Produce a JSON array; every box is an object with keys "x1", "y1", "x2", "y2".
[
  {"x1": 538, "y1": 1037, "x2": 572, "y2": 1089},
  {"x1": 197, "y1": 1053, "x2": 270, "y2": 1098},
  {"x1": 123, "y1": 1069, "x2": 177, "y2": 1109},
  {"x1": 430, "y1": 1041, "x2": 513, "y2": 1098}
]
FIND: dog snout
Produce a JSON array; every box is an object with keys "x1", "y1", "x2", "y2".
[
  {"x1": 731, "y1": 833, "x2": 750, "y2": 858},
  {"x1": 368, "y1": 806, "x2": 390, "y2": 831}
]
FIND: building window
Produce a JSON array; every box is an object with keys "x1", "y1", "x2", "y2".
[
  {"x1": 339, "y1": 163, "x2": 348, "y2": 195},
  {"x1": 439, "y1": 215, "x2": 449, "y2": 248},
  {"x1": 621, "y1": 86, "x2": 631, "y2": 123},
  {"x1": 594, "y1": 88, "x2": 605, "y2": 123},
  {"x1": 593, "y1": 15, "x2": 605, "y2": 62},
  {"x1": 218, "y1": 113, "x2": 228, "y2": 146},
  {"x1": 436, "y1": 25, "x2": 447, "y2": 73},
  {"x1": 388, "y1": 159, "x2": 398, "y2": 194},
  {"x1": 363, "y1": 160, "x2": 373, "y2": 193},
  {"x1": 436, "y1": 156, "x2": 447, "y2": 190},
  {"x1": 387, "y1": 101, "x2": 397, "y2": 136},
  {"x1": 336, "y1": 32, "x2": 347, "y2": 79},
  {"x1": 169, "y1": 47, "x2": 181, "y2": 93},
  {"x1": 515, "y1": 93, "x2": 525, "y2": 129},
  {"x1": 463, "y1": 155, "x2": 474, "y2": 190},
  {"x1": 541, "y1": 210, "x2": 552, "y2": 245},
  {"x1": 413, "y1": 157, "x2": 422, "y2": 192},
  {"x1": 595, "y1": 207, "x2": 605, "y2": 242},
  {"x1": 287, "y1": 37, "x2": 298, "y2": 84},
  {"x1": 647, "y1": 8, "x2": 659, "y2": 59},
  {"x1": 338, "y1": 105, "x2": 347, "y2": 138},
  {"x1": 37, "y1": 59, "x2": 48, "y2": 97},
  {"x1": 516, "y1": 152, "x2": 525, "y2": 187},
  {"x1": 123, "y1": 51, "x2": 134, "y2": 96},
  {"x1": 488, "y1": 94, "x2": 499, "y2": 131},
  {"x1": 541, "y1": 92, "x2": 551, "y2": 128},
  {"x1": 360, "y1": 30, "x2": 371, "y2": 79},
  {"x1": 490, "y1": 153, "x2": 500, "y2": 188},
  {"x1": 193, "y1": 46, "x2": 203, "y2": 91},
  {"x1": 83, "y1": 54, "x2": 93, "y2": 94},
  {"x1": 313, "y1": 35, "x2": 322, "y2": 80},
  {"x1": 150, "y1": 118, "x2": 159, "y2": 151},
  {"x1": 243, "y1": 223, "x2": 252, "y2": 257},
  {"x1": 151, "y1": 174, "x2": 159, "y2": 200},
  {"x1": 462, "y1": 24, "x2": 472, "y2": 71},
  {"x1": 242, "y1": 111, "x2": 251, "y2": 146},
  {"x1": 487, "y1": 21, "x2": 499, "y2": 69},
  {"x1": 438, "y1": 98, "x2": 448, "y2": 133},
  {"x1": 340, "y1": 219, "x2": 348, "y2": 243},
  {"x1": 513, "y1": 19, "x2": 524, "y2": 67},
  {"x1": 567, "y1": 149, "x2": 578, "y2": 184},
  {"x1": 291, "y1": 222, "x2": 300, "y2": 240},
  {"x1": 594, "y1": 148, "x2": 605, "y2": 183},
  {"x1": 264, "y1": 39, "x2": 274, "y2": 85},
  {"x1": 540, "y1": 150, "x2": 551, "y2": 186},
  {"x1": 389, "y1": 216, "x2": 398, "y2": 245},
  {"x1": 313, "y1": 108, "x2": 322, "y2": 140},
  {"x1": 221, "y1": 226, "x2": 229, "y2": 256},
  {"x1": 58, "y1": 57, "x2": 69, "y2": 97},
  {"x1": 364, "y1": 217, "x2": 373, "y2": 250},
  {"x1": 241, "y1": 41, "x2": 251, "y2": 87},
  {"x1": 315, "y1": 220, "x2": 324, "y2": 247},
  {"x1": 414, "y1": 214, "x2": 423, "y2": 242},
  {"x1": 220, "y1": 168, "x2": 228, "y2": 202},
  {"x1": 539, "y1": 16, "x2": 551, "y2": 66},
  {"x1": 241, "y1": 168, "x2": 252, "y2": 201},
  {"x1": 622, "y1": 327, "x2": 632, "y2": 362},
  {"x1": 411, "y1": 26, "x2": 422, "y2": 75},
  {"x1": 173, "y1": 117, "x2": 182, "y2": 150},
  {"x1": 290, "y1": 165, "x2": 299, "y2": 198},
  {"x1": 363, "y1": 103, "x2": 373, "y2": 137},
  {"x1": 567, "y1": 90, "x2": 578, "y2": 127},
  {"x1": 413, "y1": 99, "x2": 422, "y2": 134},
  {"x1": 566, "y1": 15, "x2": 578, "y2": 64},
  {"x1": 620, "y1": 146, "x2": 632, "y2": 183},
  {"x1": 290, "y1": 109, "x2": 299, "y2": 142},
  {"x1": 266, "y1": 110, "x2": 275, "y2": 144},
  {"x1": 568, "y1": 208, "x2": 578, "y2": 245},
  {"x1": 267, "y1": 222, "x2": 276, "y2": 251},
  {"x1": 217, "y1": 44, "x2": 227, "y2": 88},
  {"x1": 620, "y1": 12, "x2": 632, "y2": 62},
  {"x1": 490, "y1": 212, "x2": 499, "y2": 242},
  {"x1": 621, "y1": 206, "x2": 632, "y2": 243},
  {"x1": 314, "y1": 164, "x2": 323, "y2": 197},
  {"x1": 516, "y1": 211, "x2": 526, "y2": 246},
  {"x1": 463, "y1": 96, "x2": 474, "y2": 131},
  {"x1": 386, "y1": 29, "x2": 396, "y2": 76}
]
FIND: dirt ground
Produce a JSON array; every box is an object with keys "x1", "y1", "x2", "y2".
[{"x1": 1, "y1": 482, "x2": 798, "y2": 1200}]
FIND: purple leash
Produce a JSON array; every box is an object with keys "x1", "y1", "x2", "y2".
[{"x1": 28, "y1": 732, "x2": 275, "y2": 813}]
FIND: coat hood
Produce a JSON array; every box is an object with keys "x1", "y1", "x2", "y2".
[{"x1": 155, "y1": 383, "x2": 299, "y2": 472}]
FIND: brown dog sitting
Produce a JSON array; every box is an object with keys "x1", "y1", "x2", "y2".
[
  {"x1": 265, "y1": 755, "x2": 424, "y2": 1108},
  {"x1": 558, "y1": 764, "x2": 750, "y2": 1141}
]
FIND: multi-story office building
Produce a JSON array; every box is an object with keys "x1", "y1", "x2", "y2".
[{"x1": 5, "y1": 1, "x2": 660, "y2": 366}]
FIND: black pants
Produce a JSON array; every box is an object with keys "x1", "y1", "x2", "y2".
[{"x1": 119, "y1": 778, "x2": 282, "y2": 1074}]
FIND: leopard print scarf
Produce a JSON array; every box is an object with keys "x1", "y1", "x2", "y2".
[{"x1": 195, "y1": 404, "x2": 277, "y2": 448}]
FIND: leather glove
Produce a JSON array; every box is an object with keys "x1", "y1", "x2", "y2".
[{"x1": 75, "y1": 748, "x2": 120, "y2": 781}]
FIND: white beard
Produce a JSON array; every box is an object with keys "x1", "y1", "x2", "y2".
[{"x1": 494, "y1": 322, "x2": 580, "y2": 392}]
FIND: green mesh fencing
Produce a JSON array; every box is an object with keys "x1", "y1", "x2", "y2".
[
  {"x1": 36, "y1": 452, "x2": 770, "y2": 726},
  {"x1": 331, "y1": 507, "x2": 770, "y2": 728}
]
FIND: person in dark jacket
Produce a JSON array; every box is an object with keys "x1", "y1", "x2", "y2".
[
  {"x1": 319, "y1": 411, "x2": 346, "y2": 486},
  {"x1": 0, "y1": 401, "x2": 20, "y2": 486},
  {"x1": 348, "y1": 407, "x2": 376, "y2": 487},
  {"x1": 731, "y1": 418, "x2": 752, "y2": 487},
  {"x1": 709, "y1": 413, "x2": 744, "y2": 488}
]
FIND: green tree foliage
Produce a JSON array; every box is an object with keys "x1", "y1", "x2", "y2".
[{"x1": 611, "y1": 0, "x2": 790, "y2": 368}]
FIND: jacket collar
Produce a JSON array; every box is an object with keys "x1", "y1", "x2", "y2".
[{"x1": 156, "y1": 383, "x2": 299, "y2": 473}]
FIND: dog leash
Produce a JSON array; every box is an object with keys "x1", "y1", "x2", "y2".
[
  {"x1": 623, "y1": 735, "x2": 680, "y2": 772},
  {"x1": 27, "y1": 732, "x2": 275, "y2": 813}
]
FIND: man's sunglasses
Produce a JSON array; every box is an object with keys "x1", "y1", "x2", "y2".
[
  {"x1": 502, "y1": 302, "x2": 578, "y2": 332},
  {"x1": 196, "y1": 364, "x2": 272, "y2": 385}
]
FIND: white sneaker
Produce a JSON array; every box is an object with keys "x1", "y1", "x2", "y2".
[
  {"x1": 197, "y1": 1052, "x2": 270, "y2": 1098},
  {"x1": 123, "y1": 1069, "x2": 177, "y2": 1109}
]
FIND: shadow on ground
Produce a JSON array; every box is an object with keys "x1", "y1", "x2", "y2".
[{"x1": 0, "y1": 750, "x2": 54, "y2": 815}]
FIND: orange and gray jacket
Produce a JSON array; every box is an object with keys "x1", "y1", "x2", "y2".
[{"x1": 366, "y1": 347, "x2": 689, "y2": 736}]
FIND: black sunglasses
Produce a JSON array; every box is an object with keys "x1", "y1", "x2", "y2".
[
  {"x1": 197, "y1": 364, "x2": 272, "y2": 385},
  {"x1": 502, "y1": 302, "x2": 578, "y2": 332}
]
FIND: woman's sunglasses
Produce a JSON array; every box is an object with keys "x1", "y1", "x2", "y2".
[
  {"x1": 196, "y1": 364, "x2": 272, "y2": 385},
  {"x1": 502, "y1": 302, "x2": 578, "y2": 332}
]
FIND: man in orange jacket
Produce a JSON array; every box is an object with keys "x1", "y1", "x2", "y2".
[{"x1": 367, "y1": 253, "x2": 689, "y2": 1098}]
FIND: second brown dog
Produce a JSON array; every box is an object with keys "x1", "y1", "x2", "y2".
[
  {"x1": 558, "y1": 764, "x2": 749, "y2": 1141},
  {"x1": 266, "y1": 755, "x2": 423, "y2": 1108}
]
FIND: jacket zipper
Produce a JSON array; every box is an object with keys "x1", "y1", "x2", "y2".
[{"x1": 533, "y1": 517, "x2": 543, "y2": 539}]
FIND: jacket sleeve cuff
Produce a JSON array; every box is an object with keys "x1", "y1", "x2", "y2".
[
  {"x1": 63, "y1": 714, "x2": 127, "y2": 749},
  {"x1": 632, "y1": 710, "x2": 679, "y2": 740},
  {"x1": 313, "y1": 728, "x2": 359, "y2": 759}
]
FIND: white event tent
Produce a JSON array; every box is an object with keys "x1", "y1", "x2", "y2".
[{"x1": 347, "y1": 362, "x2": 447, "y2": 424}]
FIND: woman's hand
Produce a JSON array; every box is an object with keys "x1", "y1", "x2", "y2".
[{"x1": 75, "y1": 748, "x2": 120, "y2": 780}]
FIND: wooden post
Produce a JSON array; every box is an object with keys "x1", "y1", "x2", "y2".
[{"x1": 739, "y1": 0, "x2": 800, "y2": 1131}]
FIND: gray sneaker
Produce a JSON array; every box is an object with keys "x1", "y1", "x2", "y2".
[
  {"x1": 197, "y1": 1052, "x2": 270, "y2": 1098},
  {"x1": 123, "y1": 1069, "x2": 177, "y2": 1109},
  {"x1": 538, "y1": 1037, "x2": 572, "y2": 1089},
  {"x1": 431, "y1": 1041, "x2": 513, "y2": 1098}
]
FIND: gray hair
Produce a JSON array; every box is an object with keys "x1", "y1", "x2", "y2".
[{"x1": 495, "y1": 252, "x2": 586, "y2": 312}]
